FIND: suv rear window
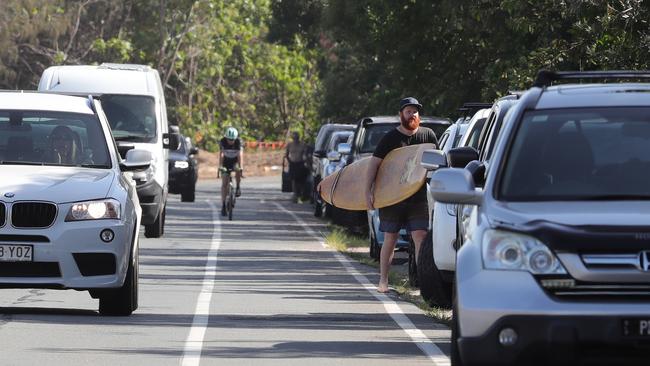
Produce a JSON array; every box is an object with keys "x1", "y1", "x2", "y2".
[{"x1": 500, "y1": 107, "x2": 650, "y2": 201}]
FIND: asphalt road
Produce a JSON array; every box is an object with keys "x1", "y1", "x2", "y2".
[{"x1": 0, "y1": 176, "x2": 450, "y2": 365}]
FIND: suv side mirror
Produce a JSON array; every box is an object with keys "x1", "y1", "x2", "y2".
[
  {"x1": 448, "y1": 146, "x2": 479, "y2": 168},
  {"x1": 465, "y1": 160, "x2": 486, "y2": 187},
  {"x1": 163, "y1": 132, "x2": 181, "y2": 150},
  {"x1": 421, "y1": 149, "x2": 447, "y2": 170},
  {"x1": 189, "y1": 146, "x2": 199, "y2": 155},
  {"x1": 337, "y1": 143, "x2": 351, "y2": 155},
  {"x1": 120, "y1": 149, "x2": 152, "y2": 171},
  {"x1": 430, "y1": 168, "x2": 483, "y2": 205}
]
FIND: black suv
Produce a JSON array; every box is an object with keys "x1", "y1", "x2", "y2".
[{"x1": 168, "y1": 133, "x2": 199, "y2": 202}]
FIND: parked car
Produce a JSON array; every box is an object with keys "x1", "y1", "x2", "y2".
[
  {"x1": 314, "y1": 130, "x2": 354, "y2": 217},
  {"x1": 431, "y1": 70, "x2": 650, "y2": 365},
  {"x1": 169, "y1": 133, "x2": 199, "y2": 202},
  {"x1": 418, "y1": 107, "x2": 491, "y2": 306},
  {"x1": 38, "y1": 63, "x2": 180, "y2": 239},
  {"x1": 350, "y1": 115, "x2": 451, "y2": 273},
  {"x1": 0, "y1": 92, "x2": 151, "y2": 315},
  {"x1": 310, "y1": 123, "x2": 355, "y2": 211}
]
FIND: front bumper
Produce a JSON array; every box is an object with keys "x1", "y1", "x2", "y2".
[
  {"x1": 456, "y1": 242, "x2": 650, "y2": 365},
  {"x1": 135, "y1": 178, "x2": 164, "y2": 224},
  {"x1": 459, "y1": 315, "x2": 650, "y2": 366},
  {"x1": 0, "y1": 220, "x2": 132, "y2": 290}
]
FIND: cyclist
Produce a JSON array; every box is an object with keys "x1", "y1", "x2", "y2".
[{"x1": 218, "y1": 127, "x2": 244, "y2": 216}]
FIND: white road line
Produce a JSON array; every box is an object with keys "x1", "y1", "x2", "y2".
[
  {"x1": 181, "y1": 200, "x2": 221, "y2": 366},
  {"x1": 273, "y1": 202, "x2": 450, "y2": 366}
]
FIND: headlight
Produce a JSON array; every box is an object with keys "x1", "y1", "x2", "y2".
[
  {"x1": 65, "y1": 199, "x2": 121, "y2": 221},
  {"x1": 482, "y1": 229, "x2": 566, "y2": 274},
  {"x1": 174, "y1": 160, "x2": 189, "y2": 169}
]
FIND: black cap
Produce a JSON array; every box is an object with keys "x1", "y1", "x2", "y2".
[{"x1": 399, "y1": 97, "x2": 422, "y2": 111}]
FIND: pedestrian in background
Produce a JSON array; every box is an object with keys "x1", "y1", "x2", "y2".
[{"x1": 285, "y1": 131, "x2": 308, "y2": 203}]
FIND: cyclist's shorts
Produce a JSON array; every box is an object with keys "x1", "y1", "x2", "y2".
[{"x1": 222, "y1": 159, "x2": 241, "y2": 172}]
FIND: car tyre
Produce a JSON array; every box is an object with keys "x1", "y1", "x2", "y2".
[
  {"x1": 408, "y1": 238, "x2": 418, "y2": 287},
  {"x1": 181, "y1": 187, "x2": 195, "y2": 202},
  {"x1": 99, "y1": 248, "x2": 138, "y2": 316},
  {"x1": 417, "y1": 230, "x2": 452, "y2": 307},
  {"x1": 451, "y1": 284, "x2": 463, "y2": 366},
  {"x1": 145, "y1": 205, "x2": 165, "y2": 238}
]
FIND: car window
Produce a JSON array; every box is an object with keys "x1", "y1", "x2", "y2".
[
  {"x1": 0, "y1": 110, "x2": 111, "y2": 168},
  {"x1": 465, "y1": 118, "x2": 487, "y2": 149},
  {"x1": 359, "y1": 124, "x2": 396, "y2": 153},
  {"x1": 327, "y1": 132, "x2": 353, "y2": 151},
  {"x1": 101, "y1": 94, "x2": 157, "y2": 143},
  {"x1": 439, "y1": 131, "x2": 450, "y2": 149},
  {"x1": 500, "y1": 107, "x2": 650, "y2": 201}
]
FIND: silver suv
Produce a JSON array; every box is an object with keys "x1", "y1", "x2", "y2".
[{"x1": 430, "y1": 71, "x2": 650, "y2": 365}]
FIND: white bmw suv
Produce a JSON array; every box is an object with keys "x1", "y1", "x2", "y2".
[{"x1": 0, "y1": 92, "x2": 150, "y2": 315}]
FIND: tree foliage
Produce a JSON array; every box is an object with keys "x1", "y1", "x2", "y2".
[{"x1": 3, "y1": 1, "x2": 650, "y2": 149}]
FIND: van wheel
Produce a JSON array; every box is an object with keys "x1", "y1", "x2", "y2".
[
  {"x1": 181, "y1": 187, "x2": 195, "y2": 202},
  {"x1": 408, "y1": 238, "x2": 418, "y2": 287},
  {"x1": 99, "y1": 249, "x2": 138, "y2": 316},
  {"x1": 417, "y1": 230, "x2": 452, "y2": 308},
  {"x1": 145, "y1": 205, "x2": 165, "y2": 238}
]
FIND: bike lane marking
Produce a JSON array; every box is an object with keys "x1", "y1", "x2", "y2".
[
  {"x1": 273, "y1": 202, "x2": 450, "y2": 366},
  {"x1": 181, "y1": 200, "x2": 221, "y2": 366}
]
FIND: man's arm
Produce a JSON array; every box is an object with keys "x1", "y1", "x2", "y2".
[
  {"x1": 365, "y1": 156, "x2": 382, "y2": 210},
  {"x1": 238, "y1": 148, "x2": 244, "y2": 171},
  {"x1": 218, "y1": 150, "x2": 223, "y2": 178}
]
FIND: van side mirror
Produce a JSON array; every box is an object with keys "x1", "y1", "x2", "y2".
[
  {"x1": 189, "y1": 146, "x2": 199, "y2": 155},
  {"x1": 421, "y1": 149, "x2": 447, "y2": 170},
  {"x1": 163, "y1": 132, "x2": 181, "y2": 150},
  {"x1": 337, "y1": 143, "x2": 351, "y2": 155},
  {"x1": 448, "y1": 146, "x2": 479, "y2": 168}
]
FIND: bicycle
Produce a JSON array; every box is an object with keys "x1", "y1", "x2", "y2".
[{"x1": 219, "y1": 167, "x2": 238, "y2": 221}]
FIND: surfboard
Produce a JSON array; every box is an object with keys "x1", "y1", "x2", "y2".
[{"x1": 318, "y1": 143, "x2": 435, "y2": 210}]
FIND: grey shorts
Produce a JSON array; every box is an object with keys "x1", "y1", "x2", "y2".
[{"x1": 378, "y1": 191, "x2": 429, "y2": 233}]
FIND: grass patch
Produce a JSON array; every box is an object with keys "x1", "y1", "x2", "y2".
[{"x1": 324, "y1": 224, "x2": 452, "y2": 325}]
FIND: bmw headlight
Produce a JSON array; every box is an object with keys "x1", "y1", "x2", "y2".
[
  {"x1": 174, "y1": 160, "x2": 189, "y2": 169},
  {"x1": 65, "y1": 199, "x2": 121, "y2": 221},
  {"x1": 482, "y1": 229, "x2": 566, "y2": 274}
]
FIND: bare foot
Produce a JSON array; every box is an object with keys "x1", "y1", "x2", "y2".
[{"x1": 377, "y1": 283, "x2": 389, "y2": 293}]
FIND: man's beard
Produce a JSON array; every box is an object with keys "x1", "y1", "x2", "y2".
[{"x1": 401, "y1": 114, "x2": 420, "y2": 130}]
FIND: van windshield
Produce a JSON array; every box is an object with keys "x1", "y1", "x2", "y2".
[
  {"x1": 499, "y1": 107, "x2": 650, "y2": 201},
  {"x1": 101, "y1": 95, "x2": 156, "y2": 143}
]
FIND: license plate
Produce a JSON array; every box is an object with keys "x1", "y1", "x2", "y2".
[
  {"x1": 0, "y1": 244, "x2": 33, "y2": 262},
  {"x1": 622, "y1": 319, "x2": 650, "y2": 337}
]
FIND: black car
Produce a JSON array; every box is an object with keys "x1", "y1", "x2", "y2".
[{"x1": 169, "y1": 134, "x2": 199, "y2": 202}]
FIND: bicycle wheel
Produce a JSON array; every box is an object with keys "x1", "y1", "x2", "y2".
[{"x1": 227, "y1": 181, "x2": 234, "y2": 221}]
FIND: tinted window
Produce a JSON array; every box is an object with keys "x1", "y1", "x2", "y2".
[
  {"x1": 0, "y1": 111, "x2": 110, "y2": 168},
  {"x1": 102, "y1": 95, "x2": 156, "y2": 143},
  {"x1": 465, "y1": 118, "x2": 487, "y2": 149},
  {"x1": 360, "y1": 124, "x2": 396, "y2": 153},
  {"x1": 500, "y1": 107, "x2": 650, "y2": 200}
]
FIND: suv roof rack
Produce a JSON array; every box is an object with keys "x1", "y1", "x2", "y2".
[
  {"x1": 533, "y1": 70, "x2": 650, "y2": 87},
  {"x1": 457, "y1": 102, "x2": 492, "y2": 112}
]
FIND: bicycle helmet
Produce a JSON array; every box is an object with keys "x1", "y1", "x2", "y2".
[{"x1": 224, "y1": 127, "x2": 238, "y2": 140}]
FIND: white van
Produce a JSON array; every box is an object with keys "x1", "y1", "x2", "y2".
[{"x1": 38, "y1": 63, "x2": 180, "y2": 238}]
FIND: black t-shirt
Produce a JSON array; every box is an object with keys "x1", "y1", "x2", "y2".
[
  {"x1": 220, "y1": 137, "x2": 242, "y2": 162},
  {"x1": 373, "y1": 127, "x2": 438, "y2": 159}
]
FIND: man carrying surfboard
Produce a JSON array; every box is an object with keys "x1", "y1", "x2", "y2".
[{"x1": 365, "y1": 97, "x2": 438, "y2": 293}]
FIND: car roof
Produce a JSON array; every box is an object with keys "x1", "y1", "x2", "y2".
[
  {"x1": 360, "y1": 115, "x2": 451, "y2": 125},
  {"x1": 0, "y1": 91, "x2": 94, "y2": 114},
  {"x1": 535, "y1": 83, "x2": 650, "y2": 109},
  {"x1": 40, "y1": 64, "x2": 158, "y2": 96}
]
